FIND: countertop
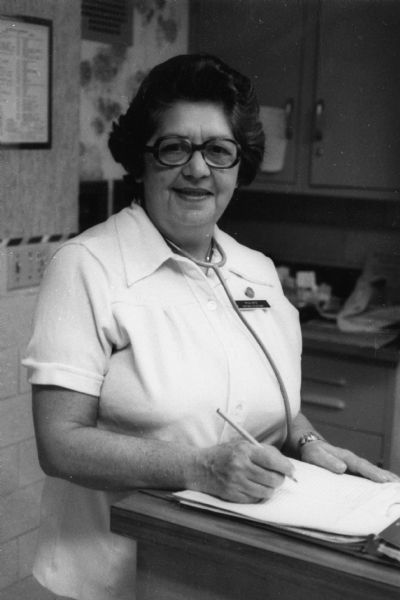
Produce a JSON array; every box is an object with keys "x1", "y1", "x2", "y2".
[
  {"x1": 110, "y1": 490, "x2": 400, "y2": 600},
  {"x1": 301, "y1": 320, "x2": 400, "y2": 364}
]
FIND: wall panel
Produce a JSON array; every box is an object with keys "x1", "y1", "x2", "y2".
[{"x1": 0, "y1": 0, "x2": 81, "y2": 238}]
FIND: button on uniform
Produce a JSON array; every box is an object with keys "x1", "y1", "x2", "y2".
[{"x1": 207, "y1": 299, "x2": 217, "y2": 311}]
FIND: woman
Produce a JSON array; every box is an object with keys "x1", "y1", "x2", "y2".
[{"x1": 23, "y1": 54, "x2": 398, "y2": 600}]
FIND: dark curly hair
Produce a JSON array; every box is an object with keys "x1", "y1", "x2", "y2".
[{"x1": 108, "y1": 53, "x2": 265, "y2": 195}]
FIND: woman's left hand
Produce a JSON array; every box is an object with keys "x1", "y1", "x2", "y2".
[{"x1": 300, "y1": 440, "x2": 400, "y2": 483}]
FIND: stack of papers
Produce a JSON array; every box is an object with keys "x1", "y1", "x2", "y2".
[{"x1": 174, "y1": 459, "x2": 400, "y2": 545}]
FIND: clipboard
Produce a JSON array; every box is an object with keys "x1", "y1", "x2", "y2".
[
  {"x1": 365, "y1": 518, "x2": 400, "y2": 562},
  {"x1": 171, "y1": 457, "x2": 400, "y2": 569},
  {"x1": 140, "y1": 489, "x2": 400, "y2": 567}
]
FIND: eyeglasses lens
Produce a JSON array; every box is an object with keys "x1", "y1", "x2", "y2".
[
  {"x1": 205, "y1": 140, "x2": 237, "y2": 167},
  {"x1": 158, "y1": 138, "x2": 238, "y2": 168},
  {"x1": 158, "y1": 138, "x2": 191, "y2": 165}
]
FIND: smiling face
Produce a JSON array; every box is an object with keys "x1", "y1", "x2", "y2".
[{"x1": 142, "y1": 101, "x2": 240, "y2": 257}]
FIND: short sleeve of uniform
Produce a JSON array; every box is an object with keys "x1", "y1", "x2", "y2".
[
  {"x1": 23, "y1": 242, "x2": 115, "y2": 396},
  {"x1": 265, "y1": 255, "x2": 303, "y2": 354}
]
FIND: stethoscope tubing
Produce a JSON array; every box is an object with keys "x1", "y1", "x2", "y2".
[
  {"x1": 211, "y1": 263, "x2": 293, "y2": 442},
  {"x1": 166, "y1": 237, "x2": 293, "y2": 442}
]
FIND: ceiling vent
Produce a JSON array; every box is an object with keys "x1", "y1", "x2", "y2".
[{"x1": 82, "y1": 0, "x2": 133, "y2": 45}]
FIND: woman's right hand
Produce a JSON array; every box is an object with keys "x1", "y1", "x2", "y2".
[{"x1": 191, "y1": 441, "x2": 295, "y2": 503}]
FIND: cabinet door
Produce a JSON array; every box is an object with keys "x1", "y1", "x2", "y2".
[
  {"x1": 189, "y1": 0, "x2": 305, "y2": 185},
  {"x1": 310, "y1": 0, "x2": 400, "y2": 192}
]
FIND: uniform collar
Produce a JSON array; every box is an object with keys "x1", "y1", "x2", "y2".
[
  {"x1": 114, "y1": 203, "x2": 174, "y2": 286},
  {"x1": 115, "y1": 203, "x2": 276, "y2": 287},
  {"x1": 215, "y1": 228, "x2": 278, "y2": 286}
]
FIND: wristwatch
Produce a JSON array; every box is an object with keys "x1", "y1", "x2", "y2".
[{"x1": 298, "y1": 432, "x2": 324, "y2": 449}]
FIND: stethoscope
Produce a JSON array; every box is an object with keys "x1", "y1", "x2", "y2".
[{"x1": 165, "y1": 236, "x2": 294, "y2": 442}]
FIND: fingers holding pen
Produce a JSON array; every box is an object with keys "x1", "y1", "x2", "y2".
[
  {"x1": 195, "y1": 440, "x2": 293, "y2": 504},
  {"x1": 251, "y1": 443, "x2": 296, "y2": 480},
  {"x1": 210, "y1": 408, "x2": 296, "y2": 501},
  {"x1": 245, "y1": 445, "x2": 296, "y2": 502}
]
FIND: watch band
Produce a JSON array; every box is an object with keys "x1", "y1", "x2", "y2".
[{"x1": 298, "y1": 432, "x2": 324, "y2": 449}]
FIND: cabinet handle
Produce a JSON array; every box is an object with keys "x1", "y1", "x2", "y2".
[
  {"x1": 302, "y1": 393, "x2": 346, "y2": 411},
  {"x1": 313, "y1": 99, "x2": 325, "y2": 141},
  {"x1": 284, "y1": 98, "x2": 294, "y2": 140},
  {"x1": 303, "y1": 374, "x2": 347, "y2": 387}
]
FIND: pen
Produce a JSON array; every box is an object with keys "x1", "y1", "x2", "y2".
[{"x1": 216, "y1": 407, "x2": 298, "y2": 483}]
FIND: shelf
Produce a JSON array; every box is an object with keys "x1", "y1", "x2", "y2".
[{"x1": 302, "y1": 320, "x2": 400, "y2": 364}]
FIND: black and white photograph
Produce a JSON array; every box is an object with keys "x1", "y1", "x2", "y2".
[{"x1": 1, "y1": 1, "x2": 400, "y2": 599}]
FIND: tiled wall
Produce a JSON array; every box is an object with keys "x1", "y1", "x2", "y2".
[
  {"x1": 0, "y1": 245, "x2": 62, "y2": 600},
  {"x1": 0, "y1": 0, "x2": 80, "y2": 595}
]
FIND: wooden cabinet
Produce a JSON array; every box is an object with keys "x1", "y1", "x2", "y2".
[
  {"x1": 190, "y1": 0, "x2": 304, "y2": 187},
  {"x1": 189, "y1": 0, "x2": 400, "y2": 200},
  {"x1": 310, "y1": 0, "x2": 400, "y2": 194},
  {"x1": 111, "y1": 492, "x2": 400, "y2": 600},
  {"x1": 301, "y1": 337, "x2": 400, "y2": 472}
]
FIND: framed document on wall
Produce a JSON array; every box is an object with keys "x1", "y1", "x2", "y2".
[{"x1": 0, "y1": 14, "x2": 52, "y2": 148}]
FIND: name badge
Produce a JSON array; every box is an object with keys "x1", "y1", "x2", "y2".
[{"x1": 236, "y1": 299, "x2": 270, "y2": 310}]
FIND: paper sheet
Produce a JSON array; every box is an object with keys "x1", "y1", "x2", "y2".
[
  {"x1": 259, "y1": 105, "x2": 288, "y2": 172},
  {"x1": 175, "y1": 459, "x2": 400, "y2": 538}
]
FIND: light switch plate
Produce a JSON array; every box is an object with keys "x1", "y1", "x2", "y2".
[{"x1": 7, "y1": 244, "x2": 52, "y2": 290}]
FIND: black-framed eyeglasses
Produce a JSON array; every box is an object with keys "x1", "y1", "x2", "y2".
[{"x1": 144, "y1": 136, "x2": 241, "y2": 169}]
